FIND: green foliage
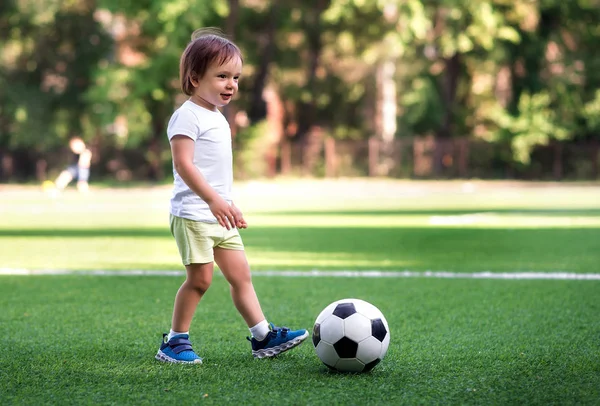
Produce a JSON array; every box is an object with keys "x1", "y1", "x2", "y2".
[
  {"x1": 89, "y1": 0, "x2": 225, "y2": 152},
  {"x1": 583, "y1": 90, "x2": 600, "y2": 131},
  {"x1": 1, "y1": 0, "x2": 600, "y2": 178},
  {"x1": 401, "y1": 76, "x2": 444, "y2": 133},
  {"x1": 0, "y1": 0, "x2": 112, "y2": 150},
  {"x1": 487, "y1": 91, "x2": 570, "y2": 163}
]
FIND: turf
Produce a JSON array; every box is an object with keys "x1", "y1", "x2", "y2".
[
  {"x1": 1, "y1": 180, "x2": 599, "y2": 405},
  {"x1": 1, "y1": 276, "x2": 598, "y2": 405}
]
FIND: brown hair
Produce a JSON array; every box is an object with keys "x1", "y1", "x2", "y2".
[{"x1": 179, "y1": 28, "x2": 243, "y2": 96}]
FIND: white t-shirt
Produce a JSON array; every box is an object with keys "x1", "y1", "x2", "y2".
[{"x1": 167, "y1": 100, "x2": 233, "y2": 222}]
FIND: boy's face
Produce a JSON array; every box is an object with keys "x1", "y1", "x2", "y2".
[
  {"x1": 69, "y1": 139, "x2": 86, "y2": 154},
  {"x1": 191, "y1": 55, "x2": 242, "y2": 111}
]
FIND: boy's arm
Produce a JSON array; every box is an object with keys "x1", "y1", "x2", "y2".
[
  {"x1": 170, "y1": 135, "x2": 239, "y2": 230},
  {"x1": 78, "y1": 149, "x2": 92, "y2": 168}
]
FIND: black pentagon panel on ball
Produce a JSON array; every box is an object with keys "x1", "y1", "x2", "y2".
[
  {"x1": 333, "y1": 336, "x2": 359, "y2": 358},
  {"x1": 312, "y1": 323, "x2": 321, "y2": 347},
  {"x1": 371, "y1": 318, "x2": 387, "y2": 342},
  {"x1": 333, "y1": 302, "x2": 357, "y2": 319},
  {"x1": 363, "y1": 358, "x2": 381, "y2": 372}
]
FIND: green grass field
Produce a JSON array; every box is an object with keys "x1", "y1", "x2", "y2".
[{"x1": 1, "y1": 180, "x2": 599, "y2": 405}]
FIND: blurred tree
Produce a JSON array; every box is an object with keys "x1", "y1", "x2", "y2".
[
  {"x1": 1, "y1": 0, "x2": 600, "y2": 181},
  {"x1": 482, "y1": 0, "x2": 600, "y2": 164},
  {"x1": 90, "y1": 0, "x2": 226, "y2": 180},
  {"x1": 0, "y1": 0, "x2": 111, "y2": 180}
]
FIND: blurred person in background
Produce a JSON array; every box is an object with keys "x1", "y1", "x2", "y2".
[{"x1": 46, "y1": 136, "x2": 92, "y2": 195}]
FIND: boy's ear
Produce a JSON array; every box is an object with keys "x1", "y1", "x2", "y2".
[{"x1": 190, "y1": 72, "x2": 200, "y2": 88}]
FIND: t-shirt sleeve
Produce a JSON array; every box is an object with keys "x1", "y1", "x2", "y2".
[{"x1": 167, "y1": 107, "x2": 199, "y2": 141}]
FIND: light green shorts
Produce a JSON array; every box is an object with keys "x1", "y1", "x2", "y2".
[{"x1": 170, "y1": 214, "x2": 244, "y2": 265}]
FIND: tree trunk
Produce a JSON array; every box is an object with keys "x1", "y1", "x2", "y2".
[
  {"x1": 0, "y1": 152, "x2": 13, "y2": 181},
  {"x1": 224, "y1": 0, "x2": 240, "y2": 136},
  {"x1": 553, "y1": 141, "x2": 563, "y2": 180},
  {"x1": 591, "y1": 139, "x2": 599, "y2": 180},
  {"x1": 295, "y1": 0, "x2": 329, "y2": 143},
  {"x1": 434, "y1": 53, "x2": 460, "y2": 176},
  {"x1": 324, "y1": 137, "x2": 337, "y2": 177},
  {"x1": 368, "y1": 137, "x2": 379, "y2": 177},
  {"x1": 248, "y1": 2, "x2": 279, "y2": 123},
  {"x1": 148, "y1": 102, "x2": 166, "y2": 181},
  {"x1": 457, "y1": 138, "x2": 469, "y2": 178},
  {"x1": 36, "y1": 159, "x2": 47, "y2": 182},
  {"x1": 147, "y1": 137, "x2": 163, "y2": 181},
  {"x1": 263, "y1": 87, "x2": 285, "y2": 177},
  {"x1": 375, "y1": 59, "x2": 397, "y2": 176},
  {"x1": 280, "y1": 139, "x2": 292, "y2": 176},
  {"x1": 225, "y1": 0, "x2": 239, "y2": 38},
  {"x1": 302, "y1": 126, "x2": 325, "y2": 176},
  {"x1": 439, "y1": 53, "x2": 461, "y2": 138}
]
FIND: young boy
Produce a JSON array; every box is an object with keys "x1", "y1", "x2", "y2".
[
  {"x1": 156, "y1": 28, "x2": 308, "y2": 364},
  {"x1": 51, "y1": 137, "x2": 92, "y2": 194}
]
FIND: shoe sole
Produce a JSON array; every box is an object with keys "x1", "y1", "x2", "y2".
[
  {"x1": 252, "y1": 331, "x2": 309, "y2": 359},
  {"x1": 155, "y1": 350, "x2": 203, "y2": 364}
]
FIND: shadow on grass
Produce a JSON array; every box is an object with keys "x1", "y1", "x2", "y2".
[
  {"x1": 0, "y1": 226, "x2": 598, "y2": 250},
  {"x1": 241, "y1": 226, "x2": 600, "y2": 252},
  {"x1": 0, "y1": 226, "x2": 598, "y2": 243},
  {"x1": 0, "y1": 228, "x2": 171, "y2": 237},
  {"x1": 1, "y1": 226, "x2": 598, "y2": 272}
]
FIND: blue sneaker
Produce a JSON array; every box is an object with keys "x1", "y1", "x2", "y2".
[
  {"x1": 247, "y1": 323, "x2": 309, "y2": 358},
  {"x1": 155, "y1": 333, "x2": 202, "y2": 364}
]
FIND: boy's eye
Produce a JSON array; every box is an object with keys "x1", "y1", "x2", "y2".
[
  {"x1": 218, "y1": 74, "x2": 226, "y2": 78},
  {"x1": 234, "y1": 76, "x2": 240, "y2": 80}
]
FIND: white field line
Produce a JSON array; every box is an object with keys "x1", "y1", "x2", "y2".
[{"x1": 1, "y1": 268, "x2": 599, "y2": 280}]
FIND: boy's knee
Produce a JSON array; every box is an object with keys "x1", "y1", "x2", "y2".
[
  {"x1": 228, "y1": 274, "x2": 252, "y2": 290},
  {"x1": 188, "y1": 277, "x2": 211, "y2": 294}
]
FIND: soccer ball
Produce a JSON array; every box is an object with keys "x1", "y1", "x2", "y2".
[{"x1": 312, "y1": 298, "x2": 390, "y2": 372}]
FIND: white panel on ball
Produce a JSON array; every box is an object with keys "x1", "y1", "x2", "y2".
[
  {"x1": 356, "y1": 336, "x2": 382, "y2": 364},
  {"x1": 353, "y1": 299, "x2": 383, "y2": 320},
  {"x1": 315, "y1": 341, "x2": 339, "y2": 367},
  {"x1": 343, "y1": 313, "x2": 372, "y2": 342},
  {"x1": 319, "y1": 315, "x2": 345, "y2": 343},
  {"x1": 315, "y1": 301, "x2": 339, "y2": 324}
]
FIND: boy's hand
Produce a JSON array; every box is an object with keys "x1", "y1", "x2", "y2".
[
  {"x1": 207, "y1": 197, "x2": 239, "y2": 230},
  {"x1": 232, "y1": 203, "x2": 247, "y2": 229}
]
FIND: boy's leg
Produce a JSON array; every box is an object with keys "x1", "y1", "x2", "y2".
[
  {"x1": 213, "y1": 247, "x2": 264, "y2": 326},
  {"x1": 76, "y1": 181, "x2": 89, "y2": 193},
  {"x1": 214, "y1": 247, "x2": 308, "y2": 358},
  {"x1": 76, "y1": 166, "x2": 90, "y2": 193},
  {"x1": 156, "y1": 262, "x2": 212, "y2": 364},
  {"x1": 54, "y1": 170, "x2": 74, "y2": 190},
  {"x1": 171, "y1": 262, "x2": 214, "y2": 332}
]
